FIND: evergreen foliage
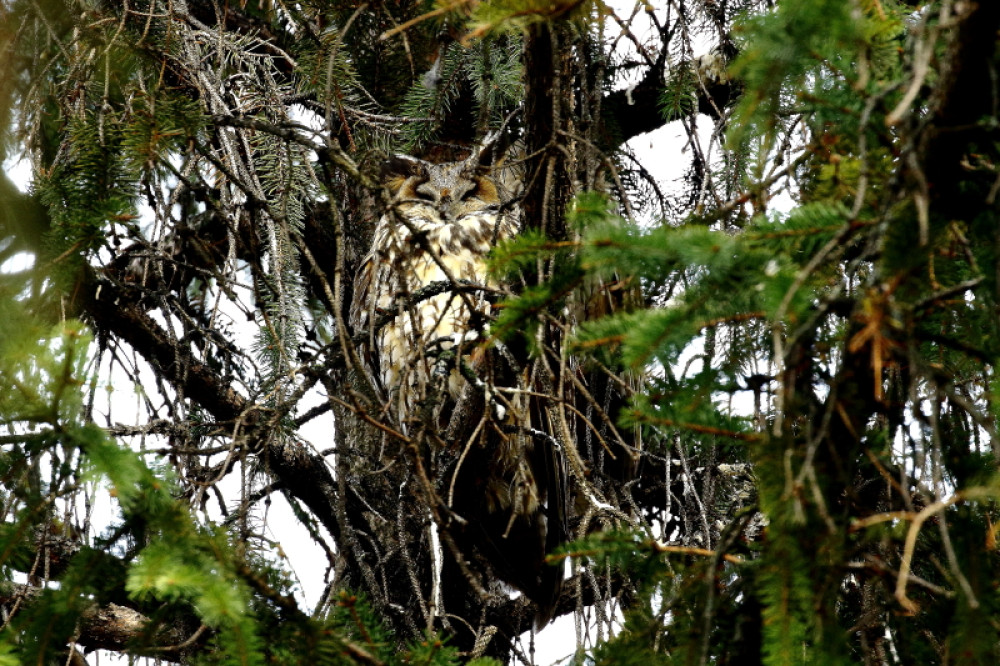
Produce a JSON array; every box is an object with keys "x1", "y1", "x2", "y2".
[
  {"x1": 397, "y1": 38, "x2": 523, "y2": 151},
  {"x1": 2, "y1": 0, "x2": 1000, "y2": 664},
  {"x1": 0, "y1": 297, "x2": 496, "y2": 662},
  {"x1": 489, "y1": 0, "x2": 1000, "y2": 662}
]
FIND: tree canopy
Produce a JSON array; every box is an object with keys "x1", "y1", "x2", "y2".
[{"x1": 2, "y1": 0, "x2": 1000, "y2": 664}]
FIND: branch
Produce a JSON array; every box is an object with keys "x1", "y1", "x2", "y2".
[
  {"x1": 0, "y1": 583, "x2": 191, "y2": 660},
  {"x1": 601, "y1": 55, "x2": 738, "y2": 148},
  {"x1": 74, "y1": 265, "x2": 344, "y2": 543}
]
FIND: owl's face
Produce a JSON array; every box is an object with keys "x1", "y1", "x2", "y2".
[{"x1": 384, "y1": 156, "x2": 501, "y2": 223}]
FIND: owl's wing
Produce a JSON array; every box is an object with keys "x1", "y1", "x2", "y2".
[
  {"x1": 349, "y1": 244, "x2": 387, "y2": 399},
  {"x1": 349, "y1": 248, "x2": 374, "y2": 333}
]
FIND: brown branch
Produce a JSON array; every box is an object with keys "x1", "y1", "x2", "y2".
[
  {"x1": 627, "y1": 411, "x2": 763, "y2": 443},
  {"x1": 81, "y1": 272, "x2": 247, "y2": 422},
  {"x1": 74, "y1": 265, "x2": 344, "y2": 545},
  {"x1": 0, "y1": 583, "x2": 191, "y2": 660}
]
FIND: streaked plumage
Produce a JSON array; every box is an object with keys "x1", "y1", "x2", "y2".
[
  {"x1": 351, "y1": 155, "x2": 516, "y2": 422},
  {"x1": 350, "y1": 151, "x2": 564, "y2": 626}
]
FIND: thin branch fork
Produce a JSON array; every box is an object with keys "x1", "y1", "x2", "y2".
[
  {"x1": 651, "y1": 541, "x2": 743, "y2": 565},
  {"x1": 852, "y1": 488, "x2": 990, "y2": 613}
]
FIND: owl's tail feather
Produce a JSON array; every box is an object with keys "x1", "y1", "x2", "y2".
[
  {"x1": 532, "y1": 423, "x2": 568, "y2": 630},
  {"x1": 444, "y1": 422, "x2": 568, "y2": 629}
]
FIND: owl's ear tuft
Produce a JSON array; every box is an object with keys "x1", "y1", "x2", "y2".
[
  {"x1": 382, "y1": 155, "x2": 427, "y2": 179},
  {"x1": 471, "y1": 132, "x2": 502, "y2": 172},
  {"x1": 380, "y1": 155, "x2": 428, "y2": 197}
]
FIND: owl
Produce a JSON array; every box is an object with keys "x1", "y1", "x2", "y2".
[
  {"x1": 350, "y1": 149, "x2": 566, "y2": 626},
  {"x1": 350, "y1": 153, "x2": 517, "y2": 424}
]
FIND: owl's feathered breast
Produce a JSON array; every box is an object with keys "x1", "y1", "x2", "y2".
[{"x1": 351, "y1": 161, "x2": 517, "y2": 416}]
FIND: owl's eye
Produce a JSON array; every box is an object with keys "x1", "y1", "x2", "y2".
[{"x1": 459, "y1": 187, "x2": 480, "y2": 202}]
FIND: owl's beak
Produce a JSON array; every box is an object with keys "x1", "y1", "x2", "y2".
[{"x1": 438, "y1": 195, "x2": 453, "y2": 216}]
